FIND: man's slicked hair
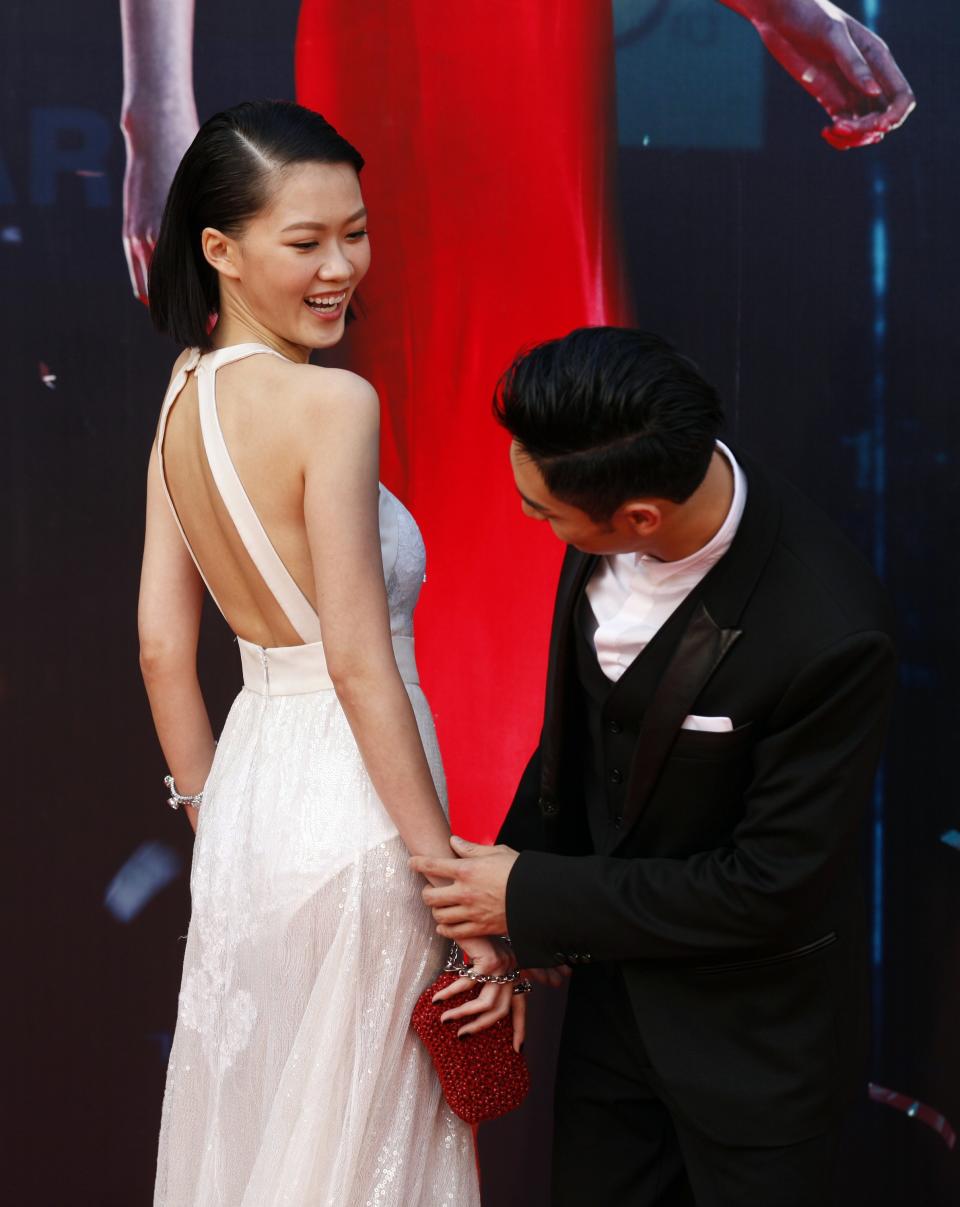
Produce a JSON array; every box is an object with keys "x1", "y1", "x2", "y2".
[{"x1": 493, "y1": 327, "x2": 725, "y2": 520}]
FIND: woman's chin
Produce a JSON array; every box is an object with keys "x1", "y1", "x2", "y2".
[{"x1": 299, "y1": 314, "x2": 346, "y2": 350}]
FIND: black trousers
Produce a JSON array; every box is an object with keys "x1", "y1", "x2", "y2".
[{"x1": 552, "y1": 964, "x2": 841, "y2": 1207}]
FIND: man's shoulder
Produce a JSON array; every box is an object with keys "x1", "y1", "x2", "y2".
[{"x1": 745, "y1": 456, "x2": 894, "y2": 642}]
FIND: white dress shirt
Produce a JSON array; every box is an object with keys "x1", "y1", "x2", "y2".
[{"x1": 585, "y1": 442, "x2": 747, "y2": 683}]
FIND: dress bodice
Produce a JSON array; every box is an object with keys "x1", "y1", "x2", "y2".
[
  {"x1": 378, "y1": 484, "x2": 425, "y2": 639},
  {"x1": 156, "y1": 343, "x2": 426, "y2": 694}
]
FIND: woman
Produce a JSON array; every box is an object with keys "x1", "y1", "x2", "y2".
[{"x1": 139, "y1": 99, "x2": 514, "y2": 1206}]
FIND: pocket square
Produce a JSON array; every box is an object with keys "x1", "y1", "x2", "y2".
[{"x1": 681, "y1": 714, "x2": 733, "y2": 733}]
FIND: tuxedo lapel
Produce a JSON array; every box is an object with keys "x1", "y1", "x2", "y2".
[
  {"x1": 536, "y1": 449, "x2": 781, "y2": 831},
  {"x1": 539, "y1": 548, "x2": 596, "y2": 812},
  {"x1": 607, "y1": 449, "x2": 782, "y2": 852},
  {"x1": 608, "y1": 603, "x2": 741, "y2": 853}
]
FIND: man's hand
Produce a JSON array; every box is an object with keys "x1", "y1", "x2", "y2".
[
  {"x1": 411, "y1": 836, "x2": 518, "y2": 939},
  {"x1": 721, "y1": 0, "x2": 915, "y2": 149}
]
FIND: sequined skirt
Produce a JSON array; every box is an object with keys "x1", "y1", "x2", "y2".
[{"x1": 153, "y1": 668, "x2": 479, "y2": 1206}]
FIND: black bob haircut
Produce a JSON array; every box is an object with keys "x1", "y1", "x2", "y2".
[
  {"x1": 493, "y1": 327, "x2": 725, "y2": 521},
  {"x1": 149, "y1": 99, "x2": 364, "y2": 350}
]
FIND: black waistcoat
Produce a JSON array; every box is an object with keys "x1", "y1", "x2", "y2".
[{"x1": 574, "y1": 582, "x2": 705, "y2": 854}]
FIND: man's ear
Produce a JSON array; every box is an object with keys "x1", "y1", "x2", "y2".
[
  {"x1": 620, "y1": 500, "x2": 662, "y2": 537},
  {"x1": 201, "y1": 227, "x2": 241, "y2": 280}
]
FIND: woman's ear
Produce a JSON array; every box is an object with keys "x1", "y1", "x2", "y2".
[{"x1": 200, "y1": 227, "x2": 241, "y2": 280}]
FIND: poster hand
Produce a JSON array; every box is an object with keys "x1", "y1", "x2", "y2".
[
  {"x1": 121, "y1": 109, "x2": 199, "y2": 303},
  {"x1": 744, "y1": 0, "x2": 915, "y2": 150}
]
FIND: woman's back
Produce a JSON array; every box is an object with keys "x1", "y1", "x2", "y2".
[
  {"x1": 159, "y1": 345, "x2": 425, "y2": 655},
  {"x1": 159, "y1": 347, "x2": 325, "y2": 649}
]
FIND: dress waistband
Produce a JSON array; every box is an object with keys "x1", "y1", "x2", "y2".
[{"x1": 238, "y1": 635, "x2": 419, "y2": 697}]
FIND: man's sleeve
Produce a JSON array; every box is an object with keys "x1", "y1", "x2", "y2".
[{"x1": 505, "y1": 629, "x2": 896, "y2": 969}]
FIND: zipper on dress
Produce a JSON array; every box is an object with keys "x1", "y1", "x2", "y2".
[{"x1": 259, "y1": 646, "x2": 270, "y2": 695}]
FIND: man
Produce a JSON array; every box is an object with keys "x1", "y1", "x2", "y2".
[{"x1": 412, "y1": 327, "x2": 896, "y2": 1206}]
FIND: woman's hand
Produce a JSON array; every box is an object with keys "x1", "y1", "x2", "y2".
[{"x1": 430, "y1": 937, "x2": 527, "y2": 1051}]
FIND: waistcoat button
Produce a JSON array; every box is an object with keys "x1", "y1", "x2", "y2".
[
  {"x1": 609, "y1": 768, "x2": 623, "y2": 785},
  {"x1": 607, "y1": 719, "x2": 622, "y2": 734}
]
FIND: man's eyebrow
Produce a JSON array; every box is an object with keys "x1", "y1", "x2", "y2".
[{"x1": 281, "y1": 207, "x2": 368, "y2": 232}]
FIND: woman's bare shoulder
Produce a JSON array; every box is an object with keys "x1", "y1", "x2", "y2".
[
  {"x1": 270, "y1": 361, "x2": 380, "y2": 430},
  {"x1": 278, "y1": 361, "x2": 377, "y2": 404}
]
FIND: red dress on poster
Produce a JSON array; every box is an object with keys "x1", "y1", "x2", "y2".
[{"x1": 296, "y1": 3, "x2": 632, "y2": 838}]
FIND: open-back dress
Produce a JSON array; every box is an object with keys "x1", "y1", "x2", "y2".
[{"x1": 152, "y1": 343, "x2": 479, "y2": 1207}]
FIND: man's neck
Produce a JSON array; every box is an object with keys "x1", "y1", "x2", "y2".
[{"x1": 647, "y1": 450, "x2": 735, "y2": 562}]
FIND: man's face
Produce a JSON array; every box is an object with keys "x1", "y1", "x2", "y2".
[{"x1": 508, "y1": 441, "x2": 661, "y2": 555}]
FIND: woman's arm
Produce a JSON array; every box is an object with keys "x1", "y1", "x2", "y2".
[
  {"x1": 300, "y1": 369, "x2": 457, "y2": 873},
  {"x1": 301, "y1": 367, "x2": 517, "y2": 1031},
  {"x1": 138, "y1": 444, "x2": 216, "y2": 834},
  {"x1": 119, "y1": 0, "x2": 200, "y2": 301},
  {"x1": 717, "y1": 0, "x2": 915, "y2": 148}
]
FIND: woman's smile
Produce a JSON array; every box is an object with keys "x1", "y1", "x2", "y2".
[{"x1": 303, "y1": 289, "x2": 347, "y2": 320}]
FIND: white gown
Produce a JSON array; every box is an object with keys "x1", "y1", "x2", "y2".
[{"x1": 152, "y1": 344, "x2": 479, "y2": 1206}]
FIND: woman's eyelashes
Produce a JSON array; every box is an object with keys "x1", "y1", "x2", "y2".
[{"x1": 290, "y1": 230, "x2": 367, "y2": 251}]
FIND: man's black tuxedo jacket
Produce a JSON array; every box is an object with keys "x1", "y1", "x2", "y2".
[{"x1": 497, "y1": 451, "x2": 896, "y2": 1147}]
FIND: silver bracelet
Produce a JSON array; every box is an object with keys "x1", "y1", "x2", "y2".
[
  {"x1": 163, "y1": 774, "x2": 204, "y2": 811},
  {"x1": 444, "y1": 943, "x2": 521, "y2": 985},
  {"x1": 454, "y1": 965, "x2": 522, "y2": 985}
]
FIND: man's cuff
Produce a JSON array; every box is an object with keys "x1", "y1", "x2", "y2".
[{"x1": 505, "y1": 849, "x2": 595, "y2": 970}]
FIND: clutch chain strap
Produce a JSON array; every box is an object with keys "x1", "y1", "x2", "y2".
[{"x1": 444, "y1": 942, "x2": 522, "y2": 985}]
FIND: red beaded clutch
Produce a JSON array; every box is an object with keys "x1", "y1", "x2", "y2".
[{"x1": 411, "y1": 969, "x2": 530, "y2": 1124}]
